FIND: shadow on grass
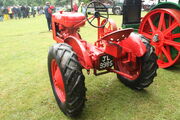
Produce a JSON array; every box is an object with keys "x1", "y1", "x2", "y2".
[
  {"x1": 71, "y1": 77, "x2": 154, "y2": 120},
  {"x1": 163, "y1": 64, "x2": 180, "y2": 73}
]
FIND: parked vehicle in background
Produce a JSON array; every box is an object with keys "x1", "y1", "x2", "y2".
[
  {"x1": 142, "y1": 1, "x2": 156, "y2": 11},
  {"x1": 86, "y1": 0, "x2": 124, "y2": 15},
  {"x1": 142, "y1": 0, "x2": 180, "y2": 11},
  {"x1": 112, "y1": 0, "x2": 124, "y2": 15}
]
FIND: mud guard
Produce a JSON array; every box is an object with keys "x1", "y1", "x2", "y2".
[
  {"x1": 64, "y1": 36, "x2": 93, "y2": 69},
  {"x1": 121, "y1": 32, "x2": 147, "y2": 57}
]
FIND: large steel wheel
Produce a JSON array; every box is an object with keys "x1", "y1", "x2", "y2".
[{"x1": 139, "y1": 8, "x2": 180, "y2": 68}]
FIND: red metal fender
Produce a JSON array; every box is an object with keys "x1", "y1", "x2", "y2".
[
  {"x1": 121, "y1": 33, "x2": 147, "y2": 57},
  {"x1": 64, "y1": 36, "x2": 93, "y2": 69}
]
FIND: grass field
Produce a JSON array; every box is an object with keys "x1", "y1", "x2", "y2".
[{"x1": 0, "y1": 14, "x2": 180, "y2": 120}]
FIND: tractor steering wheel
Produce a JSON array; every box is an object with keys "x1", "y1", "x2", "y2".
[{"x1": 86, "y1": 1, "x2": 109, "y2": 28}]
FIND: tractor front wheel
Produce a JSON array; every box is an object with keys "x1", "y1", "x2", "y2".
[
  {"x1": 117, "y1": 37, "x2": 158, "y2": 90},
  {"x1": 48, "y1": 43, "x2": 86, "y2": 117}
]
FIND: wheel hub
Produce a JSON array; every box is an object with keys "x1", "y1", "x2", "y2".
[
  {"x1": 152, "y1": 31, "x2": 165, "y2": 47},
  {"x1": 153, "y1": 34, "x2": 159, "y2": 42}
]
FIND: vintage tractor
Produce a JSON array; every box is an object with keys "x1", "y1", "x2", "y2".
[
  {"x1": 122, "y1": 0, "x2": 180, "y2": 68},
  {"x1": 47, "y1": 1, "x2": 158, "y2": 117}
]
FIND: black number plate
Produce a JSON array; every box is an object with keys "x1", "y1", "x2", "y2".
[{"x1": 99, "y1": 55, "x2": 114, "y2": 69}]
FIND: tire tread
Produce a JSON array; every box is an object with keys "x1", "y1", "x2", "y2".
[{"x1": 48, "y1": 43, "x2": 86, "y2": 117}]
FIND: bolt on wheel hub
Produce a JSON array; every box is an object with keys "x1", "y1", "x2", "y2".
[
  {"x1": 152, "y1": 31, "x2": 165, "y2": 47},
  {"x1": 153, "y1": 34, "x2": 159, "y2": 42}
]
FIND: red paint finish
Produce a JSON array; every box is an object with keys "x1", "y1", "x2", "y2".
[
  {"x1": 51, "y1": 11, "x2": 148, "y2": 80},
  {"x1": 65, "y1": 36, "x2": 93, "y2": 69},
  {"x1": 51, "y1": 59, "x2": 66, "y2": 103},
  {"x1": 139, "y1": 8, "x2": 180, "y2": 68},
  {"x1": 53, "y1": 12, "x2": 86, "y2": 28},
  {"x1": 99, "y1": 19, "x2": 118, "y2": 39},
  {"x1": 115, "y1": 58, "x2": 141, "y2": 80},
  {"x1": 120, "y1": 32, "x2": 146, "y2": 57}
]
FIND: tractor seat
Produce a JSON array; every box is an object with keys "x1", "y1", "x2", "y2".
[
  {"x1": 53, "y1": 12, "x2": 86, "y2": 28},
  {"x1": 101, "y1": 28, "x2": 134, "y2": 41}
]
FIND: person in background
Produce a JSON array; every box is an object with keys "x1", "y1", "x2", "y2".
[
  {"x1": 29, "y1": 5, "x2": 32, "y2": 16},
  {"x1": 8, "y1": 6, "x2": 13, "y2": 19},
  {"x1": 17, "y1": 5, "x2": 21, "y2": 19},
  {"x1": 39, "y1": 6, "x2": 44, "y2": 15},
  {"x1": 37, "y1": 6, "x2": 40, "y2": 15},
  {"x1": 73, "y1": 2, "x2": 78, "y2": 12},
  {"x1": 21, "y1": 5, "x2": 26, "y2": 18},
  {"x1": 3, "y1": 7, "x2": 9, "y2": 20},
  {"x1": 31, "y1": 6, "x2": 36, "y2": 17},
  {"x1": 78, "y1": 2, "x2": 86, "y2": 15},
  {"x1": 0, "y1": 7, "x2": 3, "y2": 21},
  {"x1": 44, "y1": 2, "x2": 52, "y2": 31},
  {"x1": 12, "y1": 6, "x2": 18, "y2": 19},
  {"x1": 25, "y1": 6, "x2": 30, "y2": 18},
  {"x1": 49, "y1": 5, "x2": 55, "y2": 14}
]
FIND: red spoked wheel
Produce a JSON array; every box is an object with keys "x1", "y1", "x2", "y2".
[
  {"x1": 117, "y1": 36, "x2": 158, "y2": 90},
  {"x1": 51, "y1": 59, "x2": 66, "y2": 103},
  {"x1": 139, "y1": 9, "x2": 180, "y2": 68}
]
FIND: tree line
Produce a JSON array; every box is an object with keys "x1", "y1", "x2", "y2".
[
  {"x1": 0, "y1": 0, "x2": 92, "y2": 6},
  {"x1": 0, "y1": 0, "x2": 54, "y2": 6}
]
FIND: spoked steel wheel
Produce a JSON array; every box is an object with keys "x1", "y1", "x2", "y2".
[{"x1": 139, "y1": 9, "x2": 180, "y2": 68}]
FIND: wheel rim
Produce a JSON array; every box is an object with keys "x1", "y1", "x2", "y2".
[
  {"x1": 117, "y1": 60, "x2": 141, "y2": 80},
  {"x1": 115, "y1": 9, "x2": 120, "y2": 15},
  {"x1": 139, "y1": 9, "x2": 180, "y2": 68},
  {"x1": 51, "y1": 59, "x2": 66, "y2": 103}
]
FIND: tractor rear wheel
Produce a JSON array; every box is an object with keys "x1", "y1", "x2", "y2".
[
  {"x1": 48, "y1": 43, "x2": 86, "y2": 117},
  {"x1": 117, "y1": 36, "x2": 158, "y2": 90}
]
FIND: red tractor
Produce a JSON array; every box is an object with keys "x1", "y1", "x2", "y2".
[{"x1": 48, "y1": 1, "x2": 158, "y2": 117}]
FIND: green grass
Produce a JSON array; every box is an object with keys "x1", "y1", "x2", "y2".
[{"x1": 0, "y1": 14, "x2": 180, "y2": 120}]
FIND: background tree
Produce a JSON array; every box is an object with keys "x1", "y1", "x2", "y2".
[{"x1": 0, "y1": 0, "x2": 55, "y2": 6}]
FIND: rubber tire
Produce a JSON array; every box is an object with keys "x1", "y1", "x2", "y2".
[
  {"x1": 117, "y1": 35, "x2": 158, "y2": 90},
  {"x1": 48, "y1": 43, "x2": 86, "y2": 117},
  {"x1": 113, "y1": 8, "x2": 121, "y2": 15}
]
